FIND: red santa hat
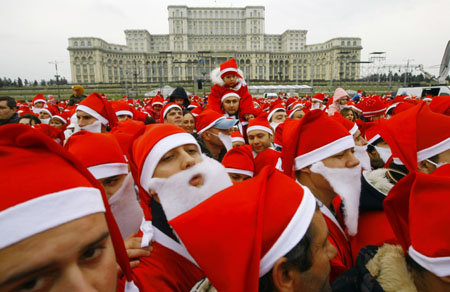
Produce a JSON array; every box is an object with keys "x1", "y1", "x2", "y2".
[
  {"x1": 167, "y1": 166, "x2": 316, "y2": 292},
  {"x1": 52, "y1": 111, "x2": 70, "y2": 124},
  {"x1": 231, "y1": 130, "x2": 245, "y2": 144},
  {"x1": 247, "y1": 115, "x2": 273, "y2": 136},
  {"x1": 151, "y1": 96, "x2": 164, "y2": 106},
  {"x1": 65, "y1": 131, "x2": 128, "y2": 180},
  {"x1": 32, "y1": 93, "x2": 46, "y2": 105},
  {"x1": 364, "y1": 121, "x2": 382, "y2": 145},
  {"x1": 267, "y1": 103, "x2": 286, "y2": 122},
  {"x1": 384, "y1": 165, "x2": 450, "y2": 277},
  {"x1": 331, "y1": 112, "x2": 358, "y2": 135},
  {"x1": 111, "y1": 100, "x2": 134, "y2": 119},
  {"x1": 39, "y1": 106, "x2": 57, "y2": 117},
  {"x1": 429, "y1": 95, "x2": 450, "y2": 116},
  {"x1": 219, "y1": 58, "x2": 242, "y2": 79},
  {"x1": 196, "y1": 109, "x2": 238, "y2": 135},
  {"x1": 379, "y1": 102, "x2": 450, "y2": 171},
  {"x1": 76, "y1": 92, "x2": 118, "y2": 128},
  {"x1": 254, "y1": 148, "x2": 282, "y2": 176},
  {"x1": 282, "y1": 110, "x2": 355, "y2": 177},
  {"x1": 221, "y1": 145, "x2": 255, "y2": 177},
  {"x1": 360, "y1": 95, "x2": 387, "y2": 118},
  {"x1": 132, "y1": 124, "x2": 200, "y2": 194},
  {"x1": 221, "y1": 91, "x2": 240, "y2": 103},
  {"x1": 311, "y1": 93, "x2": 325, "y2": 103},
  {"x1": 191, "y1": 105, "x2": 204, "y2": 117},
  {"x1": 0, "y1": 124, "x2": 137, "y2": 284},
  {"x1": 159, "y1": 102, "x2": 182, "y2": 123}
]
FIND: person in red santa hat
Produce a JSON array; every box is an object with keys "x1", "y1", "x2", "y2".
[
  {"x1": 159, "y1": 165, "x2": 337, "y2": 292},
  {"x1": 282, "y1": 110, "x2": 361, "y2": 281},
  {"x1": 247, "y1": 115, "x2": 279, "y2": 163},
  {"x1": 111, "y1": 100, "x2": 134, "y2": 121},
  {"x1": 231, "y1": 130, "x2": 246, "y2": 148},
  {"x1": 31, "y1": 93, "x2": 47, "y2": 114},
  {"x1": 160, "y1": 102, "x2": 183, "y2": 126},
  {"x1": 65, "y1": 131, "x2": 145, "y2": 241},
  {"x1": 311, "y1": 93, "x2": 326, "y2": 110},
  {"x1": 267, "y1": 102, "x2": 287, "y2": 130},
  {"x1": 332, "y1": 163, "x2": 450, "y2": 292},
  {"x1": 126, "y1": 123, "x2": 234, "y2": 291},
  {"x1": 0, "y1": 124, "x2": 142, "y2": 291},
  {"x1": 207, "y1": 58, "x2": 255, "y2": 121},
  {"x1": 221, "y1": 144, "x2": 255, "y2": 183},
  {"x1": 74, "y1": 92, "x2": 118, "y2": 134},
  {"x1": 194, "y1": 109, "x2": 237, "y2": 162}
]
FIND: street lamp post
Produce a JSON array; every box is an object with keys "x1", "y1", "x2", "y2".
[{"x1": 48, "y1": 60, "x2": 62, "y2": 101}]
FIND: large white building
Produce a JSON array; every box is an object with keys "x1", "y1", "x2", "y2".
[{"x1": 68, "y1": 5, "x2": 362, "y2": 84}]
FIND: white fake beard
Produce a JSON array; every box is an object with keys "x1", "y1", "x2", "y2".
[
  {"x1": 108, "y1": 173, "x2": 144, "y2": 239},
  {"x1": 39, "y1": 118, "x2": 50, "y2": 124},
  {"x1": 270, "y1": 121, "x2": 281, "y2": 131},
  {"x1": 374, "y1": 146, "x2": 392, "y2": 164},
  {"x1": 311, "y1": 103, "x2": 321, "y2": 110},
  {"x1": 310, "y1": 161, "x2": 362, "y2": 236},
  {"x1": 218, "y1": 132, "x2": 233, "y2": 152},
  {"x1": 354, "y1": 145, "x2": 372, "y2": 171},
  {"x1": 32, "y1": 107, "x2": 43, "y2": 114},
  {"x1": 148, "y1": 155, "x2": 233, "y2": 221},
  {"x1": 79, "y1": 119, "x2": 102, "y2": 133}
]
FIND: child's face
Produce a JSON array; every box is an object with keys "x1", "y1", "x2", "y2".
[{"x1": 223, "y1": 74, "x2": 238, "y2": 87}]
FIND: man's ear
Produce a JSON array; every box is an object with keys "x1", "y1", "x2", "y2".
[
  {"x1": 202, "y1": 132, "x2": 211, "y2": 142},
  {"x1": 272, "y1": 257, "x2": 298, "y2": 292},
  {"x1": 269, "y1": 134, "x2": 274, "y2": 143},
  {"x1": 417, "y1": 160, "x2": 434, "y2": 174}
]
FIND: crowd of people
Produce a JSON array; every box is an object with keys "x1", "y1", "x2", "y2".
[{"x1": 0, "y1": 57, "x2": 449, "y2": 292}]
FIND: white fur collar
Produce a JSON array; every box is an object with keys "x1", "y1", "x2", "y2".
[
  {"x1": 363, "y1": 169, "x2": 394, "y2": 196},
  {"x1": 366, "y1": 244, "x2": 417, "y2": 292}
]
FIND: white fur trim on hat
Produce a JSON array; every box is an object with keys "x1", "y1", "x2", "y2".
[
  {"x1": 140, "y1": 133, "x2": 200, "y2": 192},
  {"x1": 53, "y1": 115, "x2": 67, "y2": 124},
  {"x1": 409, "y1": 245, "x2": 450, "y2": 277},
  {"x1": 87, "y1": 163, "x2": 129, "y2": 180},
  {"x1": 0, "y1": 187, "x2": 105, "y2": 249},
  {"x1": 349, "y1": 123, "x2": 358, "y2": 135},
  {"x1": 231, "y1": 136, "x2": 245, "y2": 143},
  {"x1": 115, "y1": 110, "x2": 133, "y2": 118},
  {"x1": 259, "y1": 187, "x2": 316, "y2": 276},
  {"x1": 225, "y1": 168, "x2": 254, "y2": 177},
  {"x1": 268, "y1": 108, "x2": 286, "y2": 122},
  {"x1": 294, "y1": 135, "x2": 355, "y2": 170},
  {"x1": 368, "y1": 134, "x2": 381, "y2": 145},
  {"x1": 221, "y1": 92, "x2": 240, "y2": 103},
  {"x1": 220, "y1": 67, "x2": 239, "y2": 77},
  {"x1": 76, "y1": 105, "x2": 109, "y2": 125},
  {"x1": 39, "y1": 108, "x2": 53, "y2": 117},
  {"x1": 417, "y1": 137, "x2": 450, "y2": 162},
  {"x1": 162, "y1": 104, "x2": 182, "y2": 120},
  {"x1": 33, "y1": 98, "x2": 46, "y2": 104},
  {"x1": 288, "y1": 108, "x2": 301, "y2": 118},
  {"x1": 247, "y1": 125, "x2": 273, "y2": 136},
  {"x1": 363, "y1": 108, "x2": 386, "y2": 116}
]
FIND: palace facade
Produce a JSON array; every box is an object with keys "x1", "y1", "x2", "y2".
[{"x1": 68, "y1": 5, "x2": 362, "y2": 84}]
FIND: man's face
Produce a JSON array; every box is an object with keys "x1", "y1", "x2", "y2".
[
  {"x1": 76, "y1": 110, "x2": 97, "y2": 127},
  {"x1": 368, "y1": 141, "x2": 390, "y2": 169},
  {"x1": 271, "y1": 111, "x2": 287, "y2": 123},
  {"x1": 248, "y1": 130, "x2": 273, "y2": 153},
  {"x1": 292, "y1": 110, "x2": 305, "y2": 120},
  {"x1": 153, "y1": 104, "x2": 162, "y2": 111},
  {"x1": 294, "y1": 211, "x2": 337, "y2": 292},
  {"x1": 49, "y1": 118, "x2": 65, "y2": 129},
  {"x1": 353, "y1": 130, "x2": 367, "y2": 146},
  {"x1": 0, "y1": 101, "x2": 16, "y2": 120},
  {"x1": 34, "y1": 102, "x2": 45, "y2": 109},
  {"x1": 311, "y1": 100, "x2": 322, "y2": 109},
  {"x1": 223, "y1": 74, "x2": 238, "y2": 87},
  {"x1": 116, "y1": 114, "x2": 131, "y2": 122},
  {"x1": 38, "y1": 111, "x2": 51, "y2": 119},
  {"x1": 153, "y1": 144, "x2": 203, "y2": 181},
  {"x1": 164, "y1": 108, "x2": 183, "y2": 126},
  {"x1": 222, "y1": 97, "x2": 239, "y2": 115},
  {"x1": 0, "y1": 213, "x2": 117, "y2": 291},
  {"x1": 228, "y1": 172, "x2": 251, "y2": 183},
  {"x1": 206, "y1": 128, "x2": 232, "y2": 148},
  {"x1": 97, "y1": 174, "x2": 127, "y2": 200}
]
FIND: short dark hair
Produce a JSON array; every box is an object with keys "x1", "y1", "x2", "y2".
[
  {"x1": 258, "y1": 220, "x2": 315, "y2": 292},
  {"x1": 18, "y1": 114, "x2": 41, "y2": 125},
  {"x1": 0, "y1": 96, "x2": 17, "y2": 109}
]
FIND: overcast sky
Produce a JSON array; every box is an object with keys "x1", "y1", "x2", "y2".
[{"x1": 1, "y1": 0, "x2": 448, "y2": 82}]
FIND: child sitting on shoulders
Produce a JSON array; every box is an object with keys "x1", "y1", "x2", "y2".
[{"x1": 207, "y1": 58, "x2": 255, "y2": 121}]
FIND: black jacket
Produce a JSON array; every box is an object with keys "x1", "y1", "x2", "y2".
[{"x1": 0, "y1": 113, "x2": 20, "y2": 126}]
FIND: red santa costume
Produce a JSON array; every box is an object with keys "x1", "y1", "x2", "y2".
[
  {"x1": 127, "y1": 124, "x2": 209, "y2": 291},
  {"x1": 207, "y1": 58, "x2": 255, "y2": 118},
  {"x1": 281, "y1": 111, "x2": 358, "y2": 281}
]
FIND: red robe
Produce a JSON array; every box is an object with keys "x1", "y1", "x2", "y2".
[
  {"x1": 117, "y1": 235, "x2": 204, "y2": 291},
  {"x1": 320, "y1": 203, "x2": 353, "y2": 282}
]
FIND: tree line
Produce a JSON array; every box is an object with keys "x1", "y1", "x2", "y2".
[{"x1": 0, "y1": 77, "x2": 69, "y2": 88}]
